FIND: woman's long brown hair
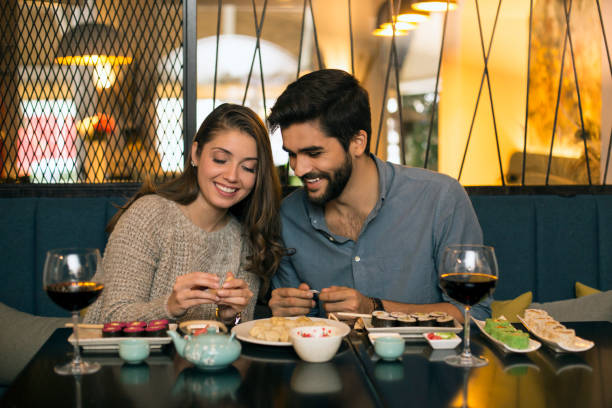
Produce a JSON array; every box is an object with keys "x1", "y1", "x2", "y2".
[{"x1": 107, "y1": 103, "x2": 285, "y2": 281}]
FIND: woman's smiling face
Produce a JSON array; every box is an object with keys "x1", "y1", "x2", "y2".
[{"x1": 191, "y1": 128, "x2": 258, "y2": 212}]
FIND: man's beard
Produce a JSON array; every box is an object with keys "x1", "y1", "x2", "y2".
[{"x1": 303, "y1": 153, "x2": 352, "y2": 206}]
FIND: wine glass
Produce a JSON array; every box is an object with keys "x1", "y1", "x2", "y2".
[
  {"x1": 43, "y1": 248, "x2": 104, "y2": 375},
  {"x1": 439, "y1": 244, "x2": 498, "y2": 367}
]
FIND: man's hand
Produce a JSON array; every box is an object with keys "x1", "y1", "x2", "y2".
[
  {"x1": 319, "y1": 286, "x2": 372, "y2": 314},
  {"x1": 269, "y1": 283, "x2": 315, "y2": 316}
]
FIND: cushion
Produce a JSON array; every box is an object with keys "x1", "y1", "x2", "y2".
[
  {"x1": 529, "y1": 290, "x2": 612, "y2": 322},
  {"x1": 575, "y1": 281, "x2": 601, "y2": 298},
  {"x1": 0, "y1": 302, "x2": 69, "y2": 385},
  {"x1": 491, "y1": 292, "x2": 532, "y2": 323}
]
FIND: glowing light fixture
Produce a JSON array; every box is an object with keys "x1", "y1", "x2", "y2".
[
  {"x1": 373, "y1": 22, "x2": 418, "y2": 37},
  {"x1": 55, "y1": 23, "x2": 133, "y2": 66},
  {"x1": 411, "y1": 0, "x2": 457, "y2": 12},
  {"x1": 397, "y1": 4, "x2": 430, "y2": 24},
  {"x1": 373, "y1": 2, "x2": 420, "y2": 37}
]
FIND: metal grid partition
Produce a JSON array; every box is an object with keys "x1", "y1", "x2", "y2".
[{"x1": 0, "y1": 0, "x2": 184, "y2": 183}]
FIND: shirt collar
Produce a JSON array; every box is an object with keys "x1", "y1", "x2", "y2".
[{"x1": 303, "y1": 153, "x2": 392, "y2": 241}]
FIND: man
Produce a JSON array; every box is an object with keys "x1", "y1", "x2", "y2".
[{"x1": 267, "y1": 69, "x2": 490, "y2": 322}]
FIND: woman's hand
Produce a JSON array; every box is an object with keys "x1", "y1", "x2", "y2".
[
  {"x1": 216, "y1": 271, "x2": 253, "y2": 319},
  {"x1": 167, "y1": 272, "x2": 220, "y2": 317}
]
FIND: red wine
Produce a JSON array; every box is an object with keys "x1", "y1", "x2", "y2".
[
  {"x1": 45, "y1": 282, "x2": 104, "y2": 311},
  {"x1": 440, "y1": 273, "x2": 497, "y2": 306}
]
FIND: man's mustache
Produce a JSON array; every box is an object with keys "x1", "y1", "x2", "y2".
[{"x1": 301, "y1": 172, "x2": 330, "y2": 182}]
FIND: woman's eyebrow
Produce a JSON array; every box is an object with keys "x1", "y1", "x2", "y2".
[{"x1": 212, "y1": 147, "x2": 257, "y2": 161}]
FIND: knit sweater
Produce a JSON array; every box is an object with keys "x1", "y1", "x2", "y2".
[{"x1": 84, "y1": 194, "x2": 259, "y2": 324}]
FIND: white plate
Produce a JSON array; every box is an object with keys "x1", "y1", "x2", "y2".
[
  {"x1": 423, "y1": 332, "x2": 462, "y2": 349},
  {"x1": 516, "y1": 315, "x2": 594, "y2": 353},
  {"x1": 68, "y1": 324, "x2": 176, "y2": 350},
  {"x1": 363, "y1": 316, "x2": 462, "y2": 338},
  {"x1": 472, "y1": 318, "x2": 541, "y2": 354},
  {"x1": 231, "y1": 317, "x2": 351, "y2": 347}
]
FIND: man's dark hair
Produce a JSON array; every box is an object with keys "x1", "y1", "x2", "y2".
[{"x1": 268, "y1": 69, "x2": 372, "y2": 152}]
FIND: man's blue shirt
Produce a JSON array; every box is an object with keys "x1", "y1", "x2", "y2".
[{"x1": 272, "y1": 155, "x2": 492, "y2": 320}]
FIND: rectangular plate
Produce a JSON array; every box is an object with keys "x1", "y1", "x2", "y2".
[
  {"x1": 68, "y1": 323, "x2": 177, "y2": 350},
  {"x1": 472, "y1": 317, "x2": 540, "y2": 354},
  {"x1": 363, "y1": 316, "x2": 462, "y2": 338},
  {"x1": 516, "y1": 316, "x2": 594, "y2": 353}
]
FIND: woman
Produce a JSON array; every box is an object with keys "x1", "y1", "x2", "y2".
[{"x1": 85, "y1": 103, "x2": 284, "y2": 324}]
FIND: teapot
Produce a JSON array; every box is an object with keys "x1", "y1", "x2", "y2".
[{"x1": 167, "y1": 327, "x2": 241, "y2": 370}]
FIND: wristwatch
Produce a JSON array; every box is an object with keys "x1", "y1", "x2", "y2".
[{"x1": 370, "y1": 297, "x2": 384, "y2": 312}]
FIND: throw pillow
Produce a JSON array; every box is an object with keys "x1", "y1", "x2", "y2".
[
  {"x1": 575, "y1": 281, "x2": 601, "y2": 298},
  {"x1": 530, "y1": 290, "x2": 612, "y2": 322},
  {"x1": 491, "y1": 291, "x2": 532, "y2": 323},
  {"x1": 0, "y1": 302, "x2": 69, "y2": 385}
]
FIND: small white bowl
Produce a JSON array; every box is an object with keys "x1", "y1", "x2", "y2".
[
  {"x1": 423, "y1": 332, "x2": 462, "y2": 350},
  {"x1": 289, "y1": 325, "x2": 347, "y2": 363}
]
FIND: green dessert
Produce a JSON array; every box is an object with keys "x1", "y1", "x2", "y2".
[{"x1": 483, "y1": 318, "x2": 530, "y2": 350}]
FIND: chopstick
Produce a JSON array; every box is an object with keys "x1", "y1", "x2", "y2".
[
  {"x1": 65, "y1": 323, "x2": 104, "y2": 329},
  {"x1": 335, "y1": 312, "x2": 371, "y2": 318}
]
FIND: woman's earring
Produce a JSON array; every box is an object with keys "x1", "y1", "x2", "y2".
[{"x1": 191, "y1": 160, "x2": 197, "y2": 167}]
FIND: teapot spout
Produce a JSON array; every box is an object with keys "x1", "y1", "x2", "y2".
[{"x1": 167, "y1": 330, "x2": 187, "y2": 357}]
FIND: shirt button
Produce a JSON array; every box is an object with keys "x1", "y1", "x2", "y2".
[
  {"x1": 328, "y1": 236, "x2": 334, "y2": 242},
  {"x1": 354, "y1": 256, "x2": 360, "y2": 262}
]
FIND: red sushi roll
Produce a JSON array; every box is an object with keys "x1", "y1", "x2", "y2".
[
  {"x1": 149, "y1": 319, "x2": 169, "y2": 327},
  {"x1": 123, "y1": 327, "x2": 145, "y2": 337},
  {"x1": 144, "y1": 326, "x2": 166, "y2": 337},
  {"x1": 126, "y1": 321, "x2": 147, "y2": 328}
]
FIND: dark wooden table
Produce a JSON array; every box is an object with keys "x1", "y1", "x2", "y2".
[
  {"x1": 352, "y1": 321, "x2": 612, "y2": 408},
  {"x1": 2, "y1": 322, "x2": 611, "y2": 407}
]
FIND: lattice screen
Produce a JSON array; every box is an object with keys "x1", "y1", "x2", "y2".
[{"x1": 0, "y1": 0, "x2": 183, "y2": 183}]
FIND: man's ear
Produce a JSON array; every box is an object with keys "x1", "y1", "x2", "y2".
[{"x1": 349, "y1": 130, "x2": 368, "y2": 157}]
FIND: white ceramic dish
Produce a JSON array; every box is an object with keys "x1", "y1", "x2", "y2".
[
  {"x1": 232, "y1": 317, "x2": 351, "y2": 347},
  {"x1": 363, "y1": 316, "x2": 462, "y2": 338},
  {"x1": 423, "y1": 332, "x2": 462, "y2": 349},
  {"x1": 472, "y1": 318, "x2": 540, "y2": 354},
  {"x1": 516, "y1": 315, "x2": 594, "y2": 353},
  {"x1": 290, "y1": 325, "x2": 346, "y2": 363},
  {"x1": 68, "y1": 323, "x2": 177, "y2": 350},
  {"x1": 367, "y1": 332, "x2": 402, "y2": 344}
]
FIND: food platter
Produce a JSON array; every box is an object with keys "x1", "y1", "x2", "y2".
[
  {"x1": 68, "y1": 324, "x2": 177, "y2": 351},
  {"x1": 363, "y1": 316, "x2": 462, "y2": 338},
  {"x1": 231, "y1": 317, "x2": 350, "y2": 347},
  {"x1": 517, "y1": 315, "x2": 594, "y2": 353},
  {"x1": 472, "y1": 318, "x2": 540, "y2": 354}
]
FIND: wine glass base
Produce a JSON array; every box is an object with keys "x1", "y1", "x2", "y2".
[
  {"x1": 54, "y1": 360, "x2": 101, "y2": 376},
  {"x1": 444, "y1": 354, "x2": 488, "y2": 368}
]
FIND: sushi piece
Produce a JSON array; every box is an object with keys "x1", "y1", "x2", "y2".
[
  {"x1": 102, "y1": 326, "x2": 123, "y2": 338},
  {"x1": 144, "y1": 326, "x2": 166, "y2": 337},
  {"x1": 428, "y1": 312, "x2": 447, "y2": 319},
  {"x1": 126, "y1": 321, "x2": 147, "y2": 328},
  {"x1": 503, "y1": 331, "x2": 529, "y2": 349},
  {"x1": 484, "y1": 318, "x2": 511, "y2": 334},
  {"x1": 436, "y1": 316, "x2": 455, "y2": 327},
  {"x1": 149, "y1": 319, "x2": 169, "y2": 327},
  {"x1": 123, "y1": 327, "x2": 145, "y2": 337},
  {"x1": 389, "y1": 312, "x2": 408, "y2": 319},
  {"x1": 417, "y1": 316, "x2": 436, "y2": 327},
  {"x1": 372, "y1": 315, "x2": 397, "y2": 328},
  {"x1": 396, "y1": 316, "x2": 417, "y2": 327}
]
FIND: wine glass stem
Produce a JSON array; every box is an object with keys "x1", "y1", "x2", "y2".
[
  {"x1": 71, "y1": 311, "x2": 82, "y2": 369},
  {"x1": 461, "y1": 306, "x2": 472, "y2": 358}
]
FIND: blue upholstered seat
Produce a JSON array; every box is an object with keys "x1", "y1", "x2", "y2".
[{"x1": 1, "y1": 193, "x2": 611, "y2": 316}]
